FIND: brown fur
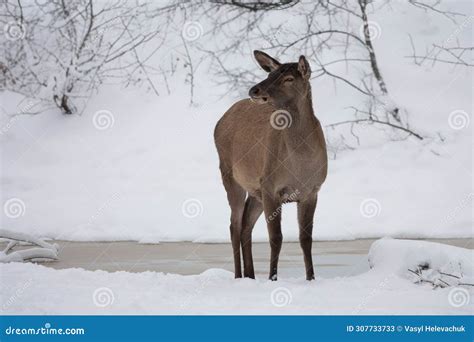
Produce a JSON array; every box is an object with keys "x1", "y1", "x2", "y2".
[{"x1": 214, "y1": 51, "x2": 328, "y2": 280}]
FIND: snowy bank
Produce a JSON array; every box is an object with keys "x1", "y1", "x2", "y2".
[
  {"x1": 370, "y1": 238, "x2": 472, "y2": 275},
  {"x1": 369, "y1": 238, "x2": 473, "y2": 289},
  {"x1": 1, "y1": 85, "x2": 471, "y2": 243},
  {"x1": 0, "y1": 239, "x2": 472, "y2": 315},
  {"x1": 0, "y1": 229, "x2": 59, "y2": 263},
  {"x1": 1, "y1": 3, "x2": 472, "y2": 243}
]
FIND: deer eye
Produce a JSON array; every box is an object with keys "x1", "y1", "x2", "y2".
[{"x1": 283, "y1": 76, "x2": 294, "y2": 83}]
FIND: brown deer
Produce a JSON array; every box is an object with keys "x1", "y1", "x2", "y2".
[{"x1": 214, "y1": 51, "x2": 328, "y2": 281}]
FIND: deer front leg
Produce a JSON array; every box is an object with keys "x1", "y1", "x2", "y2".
[
  {"x1": 297, "y1": 194, "x2": 318, "y2": 280},
  {"x1": 263, "y1": 194, "x2": 282, "y2": 281},
  {"x1": 241, "y1": 196, "x2": 263, "y2": 279},
  {"x1": 222, "y1": 175, "x2": 246, "y2": 279}
]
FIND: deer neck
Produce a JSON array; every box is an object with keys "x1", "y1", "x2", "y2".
[{"x1": 283, "y1": 86, "x2": 317, "y2": 144}]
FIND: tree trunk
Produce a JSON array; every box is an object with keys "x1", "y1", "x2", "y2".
[
  {"x1": 358, "y1": 0, "x2": 401, "y2": 123},
  {"x1": 54, "y1": 94, "x2": 74, "y2": 114}
]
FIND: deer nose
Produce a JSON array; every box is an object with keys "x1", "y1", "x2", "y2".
[{"x1": 249, "y1": 86, "x2": 260, "y2": 98}]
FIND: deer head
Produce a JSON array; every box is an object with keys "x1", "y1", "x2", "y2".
[{"x1": 249, "y1": 50, "x2": 311, "y2": 109}]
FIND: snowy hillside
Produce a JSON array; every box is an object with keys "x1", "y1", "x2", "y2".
[{"x1": 0, "y1": 1, "x2": 472, "y2": 243}]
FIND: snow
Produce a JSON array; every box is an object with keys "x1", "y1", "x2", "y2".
[
  {"x1": 0, "y1": 3, "x2": 472, "y2": 244},
  {"x1": 1, "y1": 76, "x2": 471, "y2": 243},
  {"x1": 369, "y1": 238, "x2": 472, "y2": 277},
  {"x1": 369, "y1": 238, "x2": 473, "y2": 289},
  {"x1": 0, "y1": 247, "x2": 57, "y2": 263},
  {"x1": 0, "y1": 229, "x2": 59, "y2": 263},
  {"x1": 1, "y1": 84, "x2": 471, "y2": 243},
  {"x1": 0, "y1": 239, "x2": 472, "y2": 314}
]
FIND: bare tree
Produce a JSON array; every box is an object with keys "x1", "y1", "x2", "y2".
[
  {"x1": 1, "y1": 0, "x2": 468, "y2": 143},
  {"x1": 407, "y1": 11, "x2": 473, "y2": 69},
  {"x1": 181, "y1": 0, "x2": 426, "y2": 144},
  {"x1": 0, "y1": 0, "x2": 175, "y2": 115},
  {"x1": 408, "y1": 39, "x2": 473, "y2": 67}
]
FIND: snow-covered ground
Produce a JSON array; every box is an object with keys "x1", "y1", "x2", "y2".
[
  {"x1": 1, "y1": 70, "x2": 471, "y2": 243},
  {"x1": 0, "y1": 239, "x2": 471, "y2": 314},
  {"x1": 0, "y1": 3, "x2": 472, "y2": 243}
]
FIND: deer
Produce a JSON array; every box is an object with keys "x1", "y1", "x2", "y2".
[{"x1": 214, "y1": 51, "x2": 328, "y2": 281}]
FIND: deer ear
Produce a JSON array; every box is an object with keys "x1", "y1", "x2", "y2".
[
  {"x1": 253, "y1": 50, "x2": 281, "y2": 73},
  {"x1": 298, "y1": 55, "x2": 311, "y2": 80}
]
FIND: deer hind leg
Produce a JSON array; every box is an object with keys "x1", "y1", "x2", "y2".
[
  {"x1": 297, "y1": 194, "x2": 318, "y2": 280},
  {"x1": 262, "y1": 194, "x2": 282, "y2": 281},
  {"x1": 222, "y1": 175, "x2": 246, "y2": 278},
  {"x1": 241, "y1": 196, "x2": 263, "y2": 279}
]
